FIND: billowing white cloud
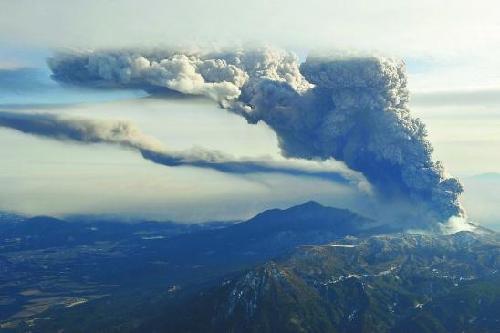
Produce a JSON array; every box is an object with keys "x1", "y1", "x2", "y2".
[{"x1": 48, "y1": 48, "x2": 309, "y2": 104}]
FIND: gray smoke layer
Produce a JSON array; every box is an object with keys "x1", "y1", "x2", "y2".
[
  {"x1": 47, "y1": 48, "x2": 464, "y2": 222},
  {"x1": 0, "y1": 111, "x2": 362, "y2": 186}
]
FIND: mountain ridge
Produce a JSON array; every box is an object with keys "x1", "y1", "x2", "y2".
[
  {"x1": 140, "y1": 232, "x2": 500, "y2": 333},
  {"x1": 2, "y1": 202, "x2": 498, "y2": 332}
]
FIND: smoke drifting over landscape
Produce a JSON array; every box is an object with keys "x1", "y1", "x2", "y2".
[
  {"x1": 47, "y1": 47, "x2": 464, "y2": 223},
  {"x1": 0, "y1": 111, "x2": 363, "y2": 186}
]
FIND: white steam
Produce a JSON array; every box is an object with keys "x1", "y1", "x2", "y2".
[{"x1": 440, "y1": 216, "x2": 477, "y2": 235}]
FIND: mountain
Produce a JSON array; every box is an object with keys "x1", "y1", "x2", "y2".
[
  {"x1": 0, "y1": 214, "x2": 227, "y2": 253},
  {"x1": 152, "y1": 201, "x2": 384, "y2": 268},
  {"x1": 143, "y1": 232, "x2": 500, "y2": 333},
  {"x1": 2, "y1": 203, "x2": 499, "y2": 332},
  {"x1": 244, "y1": 201, "x2": 372, "y2": 231},
  {"x1": 0, "y1": 202, "x2": 378, "y2": 256},
  {"x1": 0, "y1": 202, "x2": 383, "y2": 331}
]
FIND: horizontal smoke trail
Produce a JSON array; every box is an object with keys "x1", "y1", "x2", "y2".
[{"x1": 0, "y1": 111, "x2": 366, "y2": 187}]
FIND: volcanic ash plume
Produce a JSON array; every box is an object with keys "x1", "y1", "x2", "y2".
[
  {"x1": 0, "y1": 112, "x2": 164, "y2": 151},
  {"x1": 47, "y1": 48, "x2": 465, "y2": 222},
  {"x1": 47, "y1": 48, "x2": 309, "y2": 105},
  {"x1": 0, "y1": 112, "x2": 362, "y2": 186},
  {"x1": 238, "y1": 55, "x2": 464, "y2": 221}
]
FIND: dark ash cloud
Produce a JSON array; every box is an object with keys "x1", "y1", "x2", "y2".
[
  {"x1": 0, "y1": 111, "x2": 363, "y2": 186},
  {"x1": 46, "y1": 48, "x2": 465, "y2": 223}
]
